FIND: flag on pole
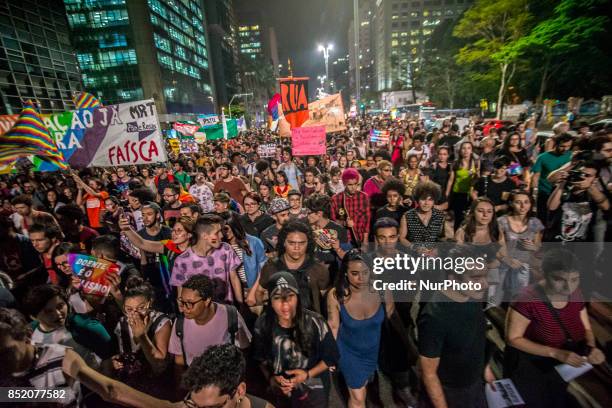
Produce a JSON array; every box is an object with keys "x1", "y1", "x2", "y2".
[
  {"x1": 221, "y1": 108, "x2": 228, "y2": 140},
  {"x1": 73, "y1": 91, "x2": 102, "y2": 109},
  {"x1": 0, "y1": 100, "x2": 67, "y2": 170}
]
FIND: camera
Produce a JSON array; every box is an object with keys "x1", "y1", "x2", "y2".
[{"x1": 566, "y1": 169, "x2": 587, "y2": 183}]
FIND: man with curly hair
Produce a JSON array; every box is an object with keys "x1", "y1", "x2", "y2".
[{"x1": 181, "y1": 343, "x2": 272, "y2": 408}]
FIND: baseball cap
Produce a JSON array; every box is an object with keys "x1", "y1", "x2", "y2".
[
  {"x1": 267, "y1": 272, "x2": 299, "y2": 297},
  {"x1": 267, "y1": 198, "x2": 290, "y2": 215},
  {"x1": 287, "y1": 189, "x2": 301, "y2": 198},
  {"x1": 143, "y1": 201, "x2": 161, "y2": 214}
]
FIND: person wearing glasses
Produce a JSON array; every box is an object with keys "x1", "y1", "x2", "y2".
[
  {"x1": 163, "y1": 183, "x2": 184, "y2": 223},
  {"x1": 180, "y1": 343, "x2": 272, "y2": 408},
  {"x1": 253, "y1": 272, "x2": 339, "y2": 408},
  {"x1": 110, "y1": 277, "x2": 172, "y2": 398},
  {"x1": 170, "y1": 274, "x2": 250, "y2": 395}
]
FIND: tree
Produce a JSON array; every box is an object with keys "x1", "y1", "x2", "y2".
[
  {"x1": 454, "y1": 0, "x2": 533, "y2": 119},
  {"x1": 511, "y1": 0, "x2": 609, "y2": 103}
]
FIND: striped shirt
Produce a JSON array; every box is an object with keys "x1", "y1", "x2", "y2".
[
  {"x1": 9, "y1": 344, "x2": 80, "y2": 407},
  {"x1": 511, "y1": 285, "x2": 586, "y2": 349}
]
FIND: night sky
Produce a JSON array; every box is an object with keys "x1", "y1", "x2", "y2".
[{"x1": 235, "y1": 0, "x2": 352, "y2": 97}]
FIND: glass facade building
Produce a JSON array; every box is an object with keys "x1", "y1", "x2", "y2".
[
  {"x1": 238, "y1": 24, "x2": 263, "y2": 59},
  {"x1": 0, "y1": 0, "x2": 82, "y2": 114},
  {"x1": 64, "y1": 0, "x2": 215, "y2": 114}
]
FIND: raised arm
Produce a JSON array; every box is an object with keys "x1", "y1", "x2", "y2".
[{"x1": 119, "y1": 217, "x2": 165, "y2": 253}]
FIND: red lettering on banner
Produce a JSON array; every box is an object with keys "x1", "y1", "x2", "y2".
[{"x1": 108, "y1": 140, "x2": 159, "y2": 165}]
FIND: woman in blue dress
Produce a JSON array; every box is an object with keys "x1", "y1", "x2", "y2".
[{"x1": 327, "y1": 249, "x2": 394, "y2": 408}]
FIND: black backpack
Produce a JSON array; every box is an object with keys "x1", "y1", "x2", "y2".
[{"x1": 174, "y1": 303, "x2": 239, "y2": 366}]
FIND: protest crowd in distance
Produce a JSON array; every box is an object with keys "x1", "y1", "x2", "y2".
[{"x1": 0, "y1": 94, "x2": 611, "y2": 408}]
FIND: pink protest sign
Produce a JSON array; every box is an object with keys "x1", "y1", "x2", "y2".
[{"x1": 291, "y1": 126, "x2": 326, "y2": 156}]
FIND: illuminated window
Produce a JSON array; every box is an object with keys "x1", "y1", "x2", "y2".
[
  {"x1": 400, "y1": 32, "x2": 409, "y2": 37},
  {"x1": 411, "y1": 12, "x2": 419, "y2": 17},
  {"x1": 423, "y1": 10, "x2": 430, "y2": 16},
  {"x1": 391, "y1": 40, "x2": 399, "y2": 47}
]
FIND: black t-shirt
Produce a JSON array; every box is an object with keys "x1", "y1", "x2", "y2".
[
  {"x1": 437, "y1": 135, "x2": 462, "y2": 150},
  {"x1": 375, "y1": 204, "x2": 409, "y2": 225},
  {"x1": 137, "y1": 225, "x2": 172, "y2": 265},
  {"x1": 239, "y1": 213, "x2": 275, "y2": 238},
  {"x1": 545, "y1": 190, "x2": 598, "y2": 242},
  {"x1": 253, "y1": 309, "x2": 339, "y2": 378},
  {"x1": 417, "y1": 291, "x2": 486, "y2": 388},
  {"x1": 474, "y1": 176, "x2": 515, "y2": 206}
]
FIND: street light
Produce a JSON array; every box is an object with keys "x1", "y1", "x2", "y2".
[
  {"x1": 228, "y1": 93, "x2": 253, "y2": 119},
  {"x1": 318, "y1": 43, "x2": 333, "y2": 92},
  {"x1": 317, "y1": 75, "x2": 327, "y2": 86}
]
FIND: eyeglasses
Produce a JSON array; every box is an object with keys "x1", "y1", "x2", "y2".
[
  {"x1": 124, "y1": 304, "x2": 150, "y2": 315},
  {"x1": 177, "y1": 298, "x2": 205, "y2": 309},
  {"x1": 183, "y1": 392, "x2": 232, "y2": 408}
]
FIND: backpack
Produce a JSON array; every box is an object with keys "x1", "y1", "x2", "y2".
[{"x1": 174, "y1": 303, "x2": 239, "y2": 366}]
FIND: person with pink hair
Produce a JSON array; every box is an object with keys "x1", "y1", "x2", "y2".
[{"x1": 330, "y1": 168, "x2": 371, "y2": 247}]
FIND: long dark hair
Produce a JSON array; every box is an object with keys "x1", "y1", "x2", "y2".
[
  {"x1": 462, "y1": 197, "x2": 499, "y2": 242},
  {"x1": 259, "y1": 289, "x2": 314, "y2": 358},
  {"x1": 51, "y1": 242, "x2": 81, "y2": 288},
  {"x1": 452, "y1": 141, "x2": 475, "y2": 171},
  {"x1": 507, "y1": 189, "x2": 536, "y2": 221},
  {"x1": 221, "y1": 212, "x2": 252, "y2": 257},
  {"x1": 334, "y1": 249, "x2": 370, "y2": 304}
]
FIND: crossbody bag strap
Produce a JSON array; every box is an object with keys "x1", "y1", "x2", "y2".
[{"x1": 534, "y1": 285, "x2": 574, "y2": 344}]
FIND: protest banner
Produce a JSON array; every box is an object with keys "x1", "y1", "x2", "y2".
[
  {"x1": 67, "y1": 253, "x2": 120, "y2": 297},
  {"x1": 291, "y1": 125, "x2": 326, "y2": 156},
  {"x1": 35, "y1": 99, "x2": 166, "y2": 170},
  {"x1": 279, "y1": 77, "x2": 309, "y2": 129},
  {"x1": 194, "y1": 131, "x2": 206, "y2": 144},
  {"x1": 197, "y1": 114, "x2": 219, "y2": 128},
  {"x1": 173, "y1": 121, "x2": 200, "y2": 136},
  {"x1": 302, "y1": 93, "x2": 347, "y2": 132},
  {"x1": 179, "y1": 136, "x2": 198, "y2": 153},
  {"x1": 257, "y1": 143, "x2": 277, "y2": 158},
  {"x1": 204, "y1": 119, "x2": 238, "y2": 140},
  {"x1": 369, "y1": 129, "x2": 390, "y2": 144}
]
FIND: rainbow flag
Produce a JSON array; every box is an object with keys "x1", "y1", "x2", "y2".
[
  {"x1": 73, "y1": 91, "x2": 102, "y2": 109},
  {"x1": 0, "y1": 100, "x2": 67, "y2": 170}
]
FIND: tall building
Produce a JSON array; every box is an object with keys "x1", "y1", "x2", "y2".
[
  {"x1": 348, "y1": 0, "x2": 376, "y2": 104},
  {"x1": 331, "y1": 55, "x2": 350, "y2": 103},
  {"x1": 64, "y1": 0, "x2": 215, "y2": 115},
  {"x1": 0, "y1": 0, "x2": 82, "y2": 115},
  {"x1": 371, "y1": 0, "x2": 471, "y2": 93},
  {"x1": 204, "y1": 0, "x2": 239, "y2": 107}
]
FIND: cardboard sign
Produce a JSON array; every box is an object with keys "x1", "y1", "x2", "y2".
[
  {"x1": 257, "y1": 143, "x2": 277, "y2": 158},
  {"x1": 168, "y1": 138, "x2": 180, "y2": 154},
  {"x1": 68, "y1": 253, "x2": 120, "y2": 297},
  {"x1": 302, "y1": 93, "x2": 347, "y2": 132},
  {"x1": 291, "y1": 125, "x2": 326, "y2": 156}
]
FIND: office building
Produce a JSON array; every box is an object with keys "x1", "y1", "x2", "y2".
[
  {"x1": 64, "y1": 0, "x2": 215, "y2": 115},
  {"x1": 0, "y1": 0, "x2": 82, "y2": 115},
  {"x1": 348, "y1": 0, "x2": 376, "y2": 104},
  {"x1": 204, "y1": 0, "x2": 240, "y2": 107},
  {"x1": 372, "y1": 0, "x2": 471, "y2": 93}
]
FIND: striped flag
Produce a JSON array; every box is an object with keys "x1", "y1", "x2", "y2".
[
  {"x1": 73, "y1": 91, "x2": 102, "y2": 109},
  {"x1": 0, "y1": 100, "x2": 67, "y2": 170}
]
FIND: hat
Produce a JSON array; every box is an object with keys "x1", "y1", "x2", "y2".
[
  {"x1": 267, "y1": 198, "x2": 290, "y2": 215},
  {"x1": 287, "y1": 189, "x2": 301, "y2": 197},
  {"x1": 267, "y1": 272, "x2": 299, "y2": 297}
]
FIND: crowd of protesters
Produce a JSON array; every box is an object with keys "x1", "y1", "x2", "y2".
[{"x1": 0, "y1": 114, "x2": 611, "y2": 408}]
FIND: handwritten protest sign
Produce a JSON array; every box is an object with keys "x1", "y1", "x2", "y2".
[
  {"x1": 291, "y1": 126, "x2": 326, "y2": 156},
  {"x1": 302, "y1": 93, "x2": 347, "y2": 132},
  {"x1": 197, "y1": 114, "x2": 219, "y2": 128},
  {"x1": 257, "y1": 143, "x2": 277, "y2": 158},
  {"x1": 36, "y1": 99, "x2": 166, "y2": 170},
  {"x1": 68, "y1": 253, "x2": 120, "y2": 297},
  {"x1": 168, "y1": 139, "x2": 180, "y2": 154}
]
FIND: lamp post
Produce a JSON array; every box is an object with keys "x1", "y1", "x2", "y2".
[
  {"x1": 228, "y1": 93, "x2": 253, "y2": 119},
  {"x1": 318, "y1": 43, "x2": 333, "y2": 92}
]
